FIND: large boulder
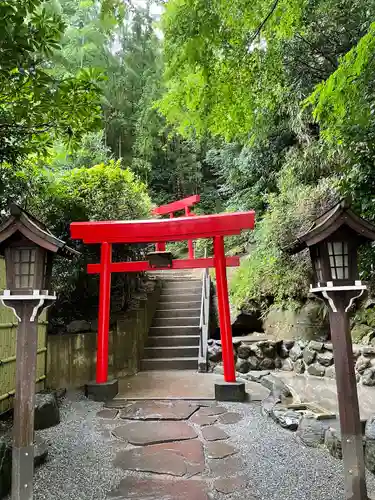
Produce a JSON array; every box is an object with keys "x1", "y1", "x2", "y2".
[
  {"x1": 281, "y1": 358, "x2": 294, "y2": 372},
  {"x1": 0, "y1": 437, "x2": 11, "y2": 498},
  {"x1": 316, "y1": 351, "x2": 334, "y2": 367},
  {"x1": 208, "y1": 344, "x2": 222, "y2": 363},
  {"x1": 263, "y1": 301, "x2": 330, "y2": 341},
  {"x1": 237, "y1": 345, "x2": 251, "y2": 359},
  {"x1": 302, "y1": 347, "x2": 316, "y2": 365},
  {"x1": 248, "y1": 356, "x2": 260, "y2": 370},
  {"x1": 293, "y1": 359, "x2": 305, "y2": 374},
  {"x1": 34, "y1": 393, "x2": 60, "y2": 430},
  {"x1": 289, "y1": 343, "x2": 303, "y2": 362},
  {"x1": 259, "y1": 358, "x2": 275, "y2": 370},
  {"x1": 271, "y1": 407, "x2": 300, "y2": 431},
  {"x1": 296, "y1": 413, "x2": 327, "y2": 447},
  {"x1": 235, "y1": 358, "x2": 250, "y2": 374},
  {"x1": 0, "y1": 435, "x2": 48, "y2": 498},
  {"x1": 307, "y1": 363, "x2": 325, "y2": 377},
  {"x1": 356, "y1": 356, "x2": 371, "y2": 374},
  {"x1": 324, "y1": 428, "x2": 342, "y2": 459},
  {"x1": 361, "y1": 368, "x2": 375, "y2": 387}
]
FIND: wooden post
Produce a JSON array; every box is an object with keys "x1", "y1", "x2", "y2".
[
  {"x1": 328, "y1": 293, "x2": 368, "y2": 500},
  {"x1": 12, "y1": 302, "x2": 38, "y2": 500},
  {"x1": 213, "y1": 235, "x2": 235, "y2": 382},
  {"x1": 0, "y1": 297, "x2": 54, "y2": 500},
  {"x1": 96, "y1": 242, "x2": 112, "y2": 384}
]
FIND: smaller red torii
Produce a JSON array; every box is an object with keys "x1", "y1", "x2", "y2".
[{"x1": 152, "y1": 195, "x2": 200, "y2": 258}]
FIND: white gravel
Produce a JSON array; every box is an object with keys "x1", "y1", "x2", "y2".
[{"x1": 28, "y1": 392, "x2": 375, "y2": 500}]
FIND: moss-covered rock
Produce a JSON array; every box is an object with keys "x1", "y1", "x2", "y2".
[
  {"x1": 354, "y1": 307, "x2": 375, "y2": 328},
  {"x1": 351, "y1": 324, "x2": 374, "y2": 344},
  {"x1": 263, "y1": 300, "x2": 329, "y2": 341}
]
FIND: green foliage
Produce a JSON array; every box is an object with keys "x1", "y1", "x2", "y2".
[
  {"x1": 0, "y1": 0, "x2": 104, "y2": 163},
  {"x1": 229, "y1": 165, "x2": 337, "y2": 310},
  {"x1": 29, "y1": 161, "x2": 151, "y2": 324}
]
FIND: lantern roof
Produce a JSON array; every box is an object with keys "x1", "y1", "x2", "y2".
[
  {"x1": 286, "y1": 199, "x2": 375, "y2": 255},
  {"x1": 0, "y1": 204, "x2": 79, "y2": 258}
]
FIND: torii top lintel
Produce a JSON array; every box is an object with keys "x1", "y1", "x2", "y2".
[
  {"x1": 152, "y1": 194, "x2": 200, "y2": 216},
  {"x1": 70, "y1": 211, "x2": 255, "y2": 244}
]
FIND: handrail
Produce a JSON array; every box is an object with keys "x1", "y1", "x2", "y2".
[{"x1": 198, "y1": 267, "x2": 210, "y2": 372}]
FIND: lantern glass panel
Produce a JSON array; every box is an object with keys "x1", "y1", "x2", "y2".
[
  {"x1": 13, "y1": 248, "x2": 36, "y2": 289},
  {"x1": 315, "y1": 246, "x2": 324, "y2": 282},
  {"x1": 327, "y1": 241, "x2": 349, "y2": 280}
]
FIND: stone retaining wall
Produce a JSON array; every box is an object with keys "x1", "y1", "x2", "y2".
[{"x1": 208, "y1": 338, "x2": 375, "y2": 386}]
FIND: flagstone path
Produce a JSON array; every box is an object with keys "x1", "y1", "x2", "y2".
[
  {"x1": 31, "y1": 389, "x2": 375, "y2": 500},
  {"x1": 102, "y1": 400, "x2": 248, "y2": 499}
]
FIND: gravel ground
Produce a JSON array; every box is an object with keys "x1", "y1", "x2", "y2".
[{"x1": 26, "y1": 392, "x2": 375, "y2": 500}]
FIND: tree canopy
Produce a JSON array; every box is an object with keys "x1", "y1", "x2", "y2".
[{"x1": 3, "y1": 0, "x2": 375, "y2": 321}]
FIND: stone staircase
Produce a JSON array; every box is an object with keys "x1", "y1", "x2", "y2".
[{"x1": 141, "y1": 271, "x2": 202, "y2": 371}]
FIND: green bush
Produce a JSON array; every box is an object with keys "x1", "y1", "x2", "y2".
[
  {"x1": 29, "y1": 161, "x2": 151, "y2": 328},
  {"x1": 229, "y1": 165, "x2": 337, "y2": 311}
]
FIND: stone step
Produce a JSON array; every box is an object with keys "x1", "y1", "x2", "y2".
[
  {"x1": 149, "y1": 326, "x2": 200, "y2": 336},
  {"x1": 161, "y1": 288, "x2": 202, "y2": 296},
  {"x1": 162, "y1": 281, "x2": 202, "y2": 290},
  {"x1": 140, "y1": 357, "x2": 198, "y2": 371},
  {"x1": 147, "y1": 272, "x2": 200, "y2": 280},
  {"x1": 160, "y1": 293, "x2": 202, "y2": 302},
  {"x1": 155, "y1": 308, "x2": 201, "y2": 319},
  {"x1": 157, "y1": 301, "x2": 201, "y2": 310},
  {"x1": 143, "y1": 346, "x2": 199, "y2": 358},
  {"x1": 146, "y1": 335, "x2": 200, "y2": 347},
  {"x1": 152, "y1": 316, "x2": 200, "y2": 327}
]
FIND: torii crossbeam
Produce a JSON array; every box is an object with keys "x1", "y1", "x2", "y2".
[{"x1": 70, "y1": 210, "x2": 255, "y2": 399}]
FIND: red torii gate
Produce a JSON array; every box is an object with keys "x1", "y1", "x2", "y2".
[
  {"x1": 152, "y1": 194, "x2": 200, "y2": 259},
  {"x1": 70, "y1": 210, "x2": 255, "y2": 400}
]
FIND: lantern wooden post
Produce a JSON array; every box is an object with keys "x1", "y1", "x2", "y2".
[
  {"x1": 1, "y1": 295, "x2": 55, "y2": 500},
  {"x1": 324, "y1": 291, "x2": 368, "y2": 500},
  {"x1": 0, "y1": 203, "x2": 79, "y2": 499},
  {"x1": 286, "y1": 200, "x2": 375, "y2": 500}
]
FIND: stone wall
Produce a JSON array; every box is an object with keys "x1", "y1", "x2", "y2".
[
  {"x1": 47, "y1": 281, "x2": 161, "y2": 389},
  {"x1": 208, "y1": 338, "x2": 375, "y2": 386}
]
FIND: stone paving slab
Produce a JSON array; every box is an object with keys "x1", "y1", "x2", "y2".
[
  {"x1": 206, "y1": 442, "x2": 237, "y2": 459},
  {"x1": 112, "y1": 421, "x2": 198, "y2": 445},
  {"x1": 115, "y1": 371, "x2": 269, "y2": 400},
  {"x1": 214, "y1": 476, "x2": 250, "y2": 495},
  {"x1": 114, "y1": 439, "x2": 205, "y2": 477},
  {"x1": 189, "y1": 413, "x2": 217, "y2": 426},
  {"x1": 201, "y1": 426, "x2": 229, "y2": 441},
  {"x1": 198, "y1": 406, "x2": 227, "y2": 417},
  {"x1": 119, "y1": 401, "x2": 199, "y2": 421},
  {"x1": 208, "y1": 455, "x2": 244, "y2": 476},
  {"x1": 107, "y1": 477, "x2": 210, "y2": 500},
  {"x1": 217, "y1": 412, "x2": 243, "y2": 425},
  {"x1": 97, "y1": 409, "x2": 119, "y2": 419}
]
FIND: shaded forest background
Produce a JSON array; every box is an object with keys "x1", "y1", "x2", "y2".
[{"x1": 2, "y1": 0, "x2": 375, "y2": 328}]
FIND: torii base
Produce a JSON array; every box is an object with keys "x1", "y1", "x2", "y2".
[
  {"x1": 85, "y1": 379, "x2": 118, "y2": 402},
  {"x1": 215, "y1": 381, "x2": 246, "y2": 402}
]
